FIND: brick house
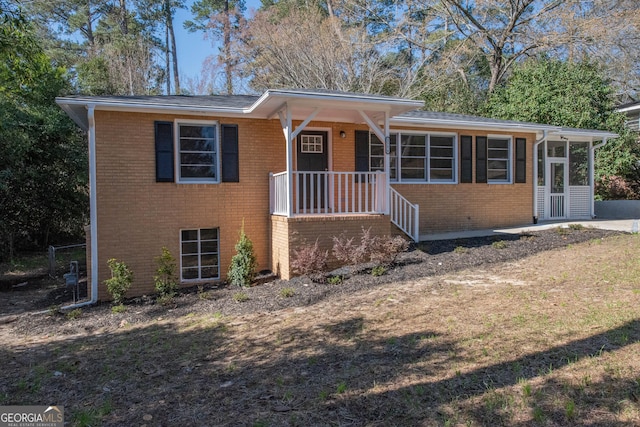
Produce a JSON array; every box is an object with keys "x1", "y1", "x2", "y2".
[{"x1": 56, "y1": 89, "x2": 617, "y2": 303}]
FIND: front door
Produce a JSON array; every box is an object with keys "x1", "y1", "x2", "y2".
[
  {"x1": 297, "y1": 131, "x2": 329, "y2": 212},
  {"x1": 547, "y1": 159, "x2": 567, "y2": 219}
]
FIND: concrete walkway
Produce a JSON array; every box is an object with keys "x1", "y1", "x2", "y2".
[{"x1": 419, "y1": 218, "x2": 639, "y2": 242}]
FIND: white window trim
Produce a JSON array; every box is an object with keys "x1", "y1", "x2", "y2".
[
  {"x1": 174, "y1": 119, "x2": 220, "y2": 184},
  {"x1": 179, "y1": 227, "x2": 220, "y2": 282},
  {"x1": 375, "y1": 130, "x2": 458, "y2": 184},
  {"x1": 487, "y1": 134, "x2": 512, "y2": 184}
]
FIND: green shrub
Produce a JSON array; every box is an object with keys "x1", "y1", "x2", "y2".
[
  {"x1": 327, "y1": 275, "x2": 343, "y2": 285},
  {"x1": 233, "y1": 291, "x2": 249, "y2": 302},
  {"x1": 228, "y1": 223, "x2": 257, "y2": 287},
  {"x1": 371, "y1": 265, "x2": 387, "y2": 277},
  {"x1": 280, "y1": 287, "x2": 295, "y2": 298},
  {"x1": 111, "y1": 304, "x2": 126, "y2": 313},
  {"x1": 104, "y1": 258, "x2": 133, "y2": 304},
  {"x1": 66, "y1": 308, "x2": 82, "y2": 320},
  {"x1": 492, "y1": 240, "x2": 507, "y2": 249},
  {"x1": 154, "y1": 247, "x2": 178, "y2": 298}
]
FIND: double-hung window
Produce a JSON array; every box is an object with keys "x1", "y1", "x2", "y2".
[
  {"x1": 487, "y1": 136, "x2": 511, "y2": 183},
  {"x1": 176, "y1": 121, "x2": 219, "y2": 183},
  {"x1": 370, "y1": 134, "x2": 397, "y2": 180},
  {"x1": 180, "y1": 228, "x2": 220, "y2": 281}
]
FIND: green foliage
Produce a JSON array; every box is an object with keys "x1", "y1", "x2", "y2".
[
  {"x1": 492, "y1": 240, "x2": 507, "y2": 249},
  {"x1": 233, "y1": 291, "x2": 249, "y2": 302},
  {"x1": 111, "y1": 304, "x2": 126, "y2": 313},
  {"x1": 487, "y1": 59, "x2": 614, "y2": 130},
  {"x1": 0, "y1": 13, "x2": 88, "y2": 260},
  {"x1": 228, "y1": 223, "x2": 257, "y2": 287},
  {"x1": 327, "y1": 275, "x2": 343, "y2": 285},
  {"x1": 104, "y1": 258, "x2": 133, "y2": 304},
  {"x1": 154, "y1": 247, "x2": 178, "y2": 297},
  {"x1": 65, "y1": 308, "x2": 82, "y2": 320},
  {"x1": 371, "y1": 265, "x2": 387, "y2": 277},
  {"x1": 279, "y1": 287, "x2": 295, "y2": 298}
]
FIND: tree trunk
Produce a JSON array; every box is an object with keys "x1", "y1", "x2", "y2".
[
  {"x1": 119, "y1": 0, "x2": 128, "y2": 35},
  {"x1": 223, "y1": 0, "x2": 232, "y2": 94},
  {"x1": 165, "y1": 16, "x2": 171, "y2": 94},
  {"x1": 85, "y1": 0, "x2": 95, "y2": 55},
  {"x1": 165, "y1": 0, "x2": 180, "y2": 94}
]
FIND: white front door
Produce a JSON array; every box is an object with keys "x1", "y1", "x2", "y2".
[{"x1": 547, "y1": 159, "x2": 568, "y2": 219}]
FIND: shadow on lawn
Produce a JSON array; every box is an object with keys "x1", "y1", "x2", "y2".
[{"x1": 2, "y1": 317, "x2": 639, "y2": 426}]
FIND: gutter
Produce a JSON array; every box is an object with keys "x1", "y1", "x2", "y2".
[
  {"x1": 62, "y1": 104, "x2": 99, "y2": 310},
  {"x1": 532, "y1": 130, "x2": 548, "y2": 223}
]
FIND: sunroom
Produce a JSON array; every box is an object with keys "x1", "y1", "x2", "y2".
[{"x1": 535, "y1": 129, "x2": 617, "y2": 221}]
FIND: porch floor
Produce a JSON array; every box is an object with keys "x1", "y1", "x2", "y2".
[{"x1": 419, "y1": 219, "x2": 639, "y2": 242}]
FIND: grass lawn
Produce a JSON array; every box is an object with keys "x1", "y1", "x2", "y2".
[{"x1": 1, "y1": 234, "x2": 639, "y2": 426}]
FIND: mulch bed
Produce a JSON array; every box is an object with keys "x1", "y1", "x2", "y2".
[{"x1": 5, "y1": 226, "x2": 622, "y2": 337}]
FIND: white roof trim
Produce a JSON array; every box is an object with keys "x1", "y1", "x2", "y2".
[{"x1": 390, "y1": 116, "x2": 560, "y2": 133}]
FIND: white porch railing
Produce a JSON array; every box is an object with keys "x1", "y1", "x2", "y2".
[
  {"x1": 270, "y1": 171, "x2": 388, "y2": 216},
  {"x1": 390, "y1": 187, "x2": 420, "y2": 242}
]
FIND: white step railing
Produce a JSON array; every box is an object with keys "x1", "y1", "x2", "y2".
[
  {"x1": 270, "y1": 171, "x2": 387, "y2": 216},
  {"x1": 390, "y1": 187, "x2": 420, "y2": 242}
]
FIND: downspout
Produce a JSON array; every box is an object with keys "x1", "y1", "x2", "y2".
[
  {"x1": 62, "y1": 104, "x2": 99, "y2": 310},
  {"x1": 533, "y1": 130, "x2": 547, "y2": 223},
  {"x1": 590, "y1": 138, "x2": 608, "y2": 218}
]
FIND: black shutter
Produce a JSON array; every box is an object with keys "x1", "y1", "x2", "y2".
[
  {"x1": 155, "y1": 121, "x2": 174, "y2": 182},
  {"x1": 355, "y1": 130, "x2": 370, "y2": 172},
  {"x1": 476, "y1": 136, "x2": 487, "y2": 183},
  {"x1": 221, "y1": 124, "x2": 239, "y2": 182},
  {"x1": 460, "y1": 135, "x2": 473, "y2": 183},
  {"x1": 515, "y1": 137, "x2": 526, "y2": 183}
]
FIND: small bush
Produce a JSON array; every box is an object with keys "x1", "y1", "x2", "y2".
[
  {"x1": 327, "y1": 275, "x2": 343, "y2": 285},
  {"x1": 371, "y1": 265, "x2": 387, "y2": 277},
  {"x1": 369, "y1": 235, "x2": 409, "y2": 265},
  {"x1": 233, "y1": 291, "x2": 249, "y2": 302},
  {"x1": 66, "y1": 308, "x2": 82, "y2": 320},
  {"x1": 280, "y1": 287, "x2": 295, "y2": 298},
  {"x1": 228, "y1": 223, "x2": 257, "y2": 287},
  {"x1": 104, "y1": 258, "x2": 133, "y2": 305},
  {"x1": 154, "y1": 247, "x2": 178, "y2": 298},
  {"x1": 291, "y1": 239, "x2": 328, "y2": 280},
  {"x1": 491, "y1": 240, "x2": 507, "y2": 249},
  {"x1": 454, "y1": 246, "x2": 467, "y2": 254},
  {"x1": 568, "y1": 223, "x2": 584, "y2": 230},
  {"x1": 111, "y1": 304, "x2": 126, "y2": 313}
]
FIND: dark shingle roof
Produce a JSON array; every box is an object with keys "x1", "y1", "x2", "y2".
[{"x1": 60, "y1": 94, "x2": 260, "y2": 109}]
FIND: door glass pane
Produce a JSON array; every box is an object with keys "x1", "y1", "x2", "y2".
[
  {"x1": 547, "y1": 141, "x2": 566, "y2": 157},
  {"x1": 551, "y1": 163, "x2": 564, "y2": 193}
]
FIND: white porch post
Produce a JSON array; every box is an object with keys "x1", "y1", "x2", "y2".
[
  {"x1": 383, "y1": 111, "x2": 390, "y2": 214},
  {"x1": 533, "y1": 131, "x2": 547, "y2": 222},
  {"x1": 590, "y1": 138, "x2": 607, "y2": 218},
  {"x1": 278, "y1": 104, "x2": 321, "y2": 217},
  {"x1": 359, "y1": 110, "x2": 390, "y2": 214},
  {"x1": 278, "y1": 104, "x2": 294, "y2": 218}
]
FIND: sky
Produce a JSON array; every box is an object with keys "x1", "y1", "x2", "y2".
[{"x1": 173, "y1": 0, "x2": 261, "y2": 88}]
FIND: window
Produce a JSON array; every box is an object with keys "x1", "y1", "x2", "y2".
[
  {"x1": 547, "y1": 140, "x2": 566, "y2": 157},
  {"x1": 430, "y1": 136, "x2": 454, "y2": 181},
  {"x1": 487, "y1": 137, "x2": 511, "y2": 183},
  {"x1": 177, "y1": 121, "x2": 218, "y2": 182},
  {"x1": 300, "y1": 134, "x2": 323, "y2": 153},
  {"x1": 367, "y1": 132, "x2": 455, "y2": 183},
  {"x1": 180, "y1": 228, "x2": 220, "y2": 281}
]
